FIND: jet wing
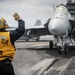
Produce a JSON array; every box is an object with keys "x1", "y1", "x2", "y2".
[{"x1": 25, "y1": 19, "x2": 52, "y2": 36}]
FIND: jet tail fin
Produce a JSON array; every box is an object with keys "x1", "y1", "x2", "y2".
[{"x1": 35, "y1": 20, "x2": 42, "y2": 26}]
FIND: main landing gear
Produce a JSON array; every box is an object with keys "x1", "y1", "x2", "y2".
[
  {"x1": 49, "y1": 41, "x2": 57, "y2": 49},
  {"x1": 58, "y1": 44, "x2": 69, "y2": 54},
  {"x1": 49, "y1": 38, "x2": 69, "y2": 54}
]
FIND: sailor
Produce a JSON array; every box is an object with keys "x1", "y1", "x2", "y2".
[{"x1": 0, "y1": 13, "x2": 25, "y2": 75}]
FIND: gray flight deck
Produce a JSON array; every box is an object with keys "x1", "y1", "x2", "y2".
[{"x1": 12, "y1": 36, "x2": 75, "y2": 75}]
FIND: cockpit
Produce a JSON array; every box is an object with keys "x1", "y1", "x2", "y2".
[{"x1": 55, "y1": 4, "x2": 68, "y2": 15}]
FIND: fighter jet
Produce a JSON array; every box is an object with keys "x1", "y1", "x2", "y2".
[{"x1": 26, "y1": 4, "x2": 75, "y2": 54}]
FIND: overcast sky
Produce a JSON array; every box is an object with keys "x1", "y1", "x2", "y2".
[{"x1": 0, "y1": 0, "x2": 67, "y2": 28}]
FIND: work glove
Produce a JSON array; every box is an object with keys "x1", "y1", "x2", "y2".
[{"x1": 13, "y1": 13, "x2": 21, "y2": 21}]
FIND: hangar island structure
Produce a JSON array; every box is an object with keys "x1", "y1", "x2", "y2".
[{"x1": 66, "y1": 0, "x2": 75, "y2": 19}]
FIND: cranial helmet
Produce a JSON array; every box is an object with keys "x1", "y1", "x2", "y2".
[{"x1": 0, "y1": 18, "x2": 7, "y2": 29}]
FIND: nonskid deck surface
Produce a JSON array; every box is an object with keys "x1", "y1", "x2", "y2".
[{"x1": 13, "y1": 40, "x2": 75, "y2": 75}]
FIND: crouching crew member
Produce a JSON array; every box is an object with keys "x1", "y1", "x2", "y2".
[{"x1": 0, "y1": 13, "x2": 25, "y2": 75}]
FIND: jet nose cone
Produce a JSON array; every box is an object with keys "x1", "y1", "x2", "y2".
[
  {"x1": 51, "y1": 25, "x2": 56, "y2": 31},
  {"x1": 48, "y1": 18, "x2": 68, "y2": 35},
  {"x1": 50, "y1": 25, "x2": 58, "y2": 34}
]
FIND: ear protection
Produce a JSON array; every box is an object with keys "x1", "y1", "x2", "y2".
[{"x1": 0, "y1": 18, "x2": 8, "y2": 29}]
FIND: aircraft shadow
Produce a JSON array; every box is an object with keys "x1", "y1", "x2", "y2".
[{"x1": 16, "y1": 46, "x2": 75, "y2": 57}]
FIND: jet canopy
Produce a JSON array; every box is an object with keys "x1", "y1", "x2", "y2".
[{"x1": 55, "y1": 4, "x2": 68, "y2": 15}]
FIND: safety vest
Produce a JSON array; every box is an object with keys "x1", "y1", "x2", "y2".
[{"x1": 0, "y1": 32, "x2": 15, "y2": 61}]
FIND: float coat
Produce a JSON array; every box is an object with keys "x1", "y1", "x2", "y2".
[{"x1": 0, "y1": 32, "x2": 15, "y2": 61}]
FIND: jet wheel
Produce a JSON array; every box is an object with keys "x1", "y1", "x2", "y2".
[
  {"x1": 64, "y1": 44, "x2": 68, "y2": 54},
  {"x1": 49, "y1": 41, "x2": 53, "y2": 49},
  {"x1": 26, "y1": 39, "x2": 29, "y2": 41},
  {"x1": 58, "y1": 46, "x2": 62, "y2": 54},
  {"x1": 36, "y1": 37, "x2": 40, "y2": 41}
]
